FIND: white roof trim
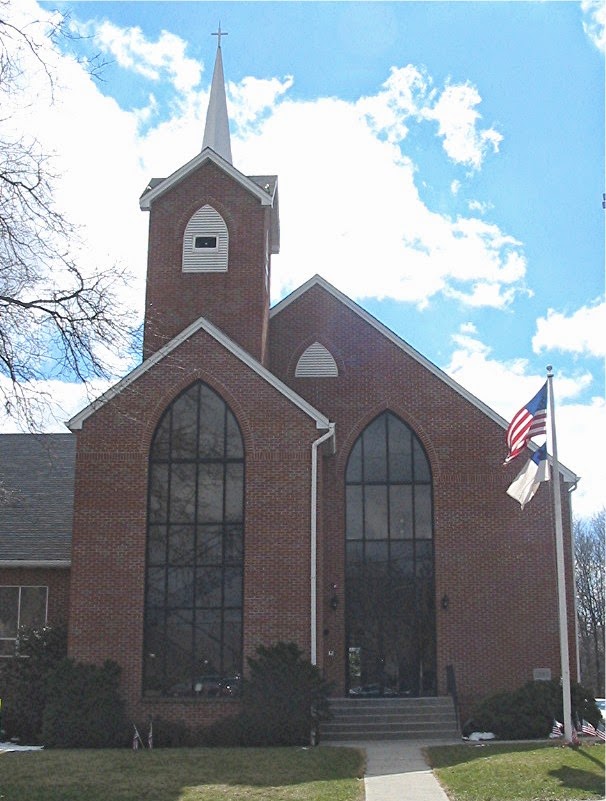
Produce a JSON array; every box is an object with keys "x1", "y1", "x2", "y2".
[
  {"x1": 67, "y1": 316, "x2": 331, "y2": 432},
  {"x1": 139, "y1": 148, "x2": 275, "y2": 210},
  {"x1": 270, "y1": 275, "x2": 578, "y2": 483}
]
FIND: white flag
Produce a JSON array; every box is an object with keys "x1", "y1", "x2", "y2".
[{"x1": 506, "y1": 444, "x2": 549, "y2": 509}]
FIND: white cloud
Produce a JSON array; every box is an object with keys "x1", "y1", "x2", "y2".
[
  {"x1": 446, "y1": 325, "x2": 603, "y2": 518},
  {"x1": 359, "y1": 65, "x2": 503, "y2": 170},
  {"x1": 234, "y1": 95, "x2": 525, "y2": 309},
  {"x1": 533, "y1": 300, "x2": 606, "y2": 358},
  {"x1": 422, "y1": 82, "x2": 503, "y2": 169},
  {"x1": 581, "y1": 0, "x2": 606, "y2": 52},
  {"x1": 0, "y1": 375, "x2": 115, "y2": 433},
  {"x1": 79, "y1": 20, "x2": 203, "y2": 93},
  {"x1": 228, "y1": 75, "x2": 294, "y2": 131},
  {"x1": 468, "y1": 198, "x2": 493, "y2": 214}
]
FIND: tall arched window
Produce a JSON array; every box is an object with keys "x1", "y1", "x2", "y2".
[
  {"x1": 345, "y1": 411, "x2": 435, "y2": 697},
  {"x1": 143, "y1": 382, "x2": 244, "y2": 698}
]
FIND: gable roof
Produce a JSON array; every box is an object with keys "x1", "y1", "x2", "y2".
[
  {"x1": 0, "y1": 434, "x2": 75, "y2": 566},
  {"x1": 270, "y1": 275, "x2": 578, "y2": 483},
  {"x1": 139, "y1": 149, "x2": 280, "y2": 255},
  {"x1": 68, "y1": 315, "x2": 331, "y2": 432}
]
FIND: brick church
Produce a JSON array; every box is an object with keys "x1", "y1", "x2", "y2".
[{"x1": 0, "y1": 40, "x2": 578, "y2": 728}]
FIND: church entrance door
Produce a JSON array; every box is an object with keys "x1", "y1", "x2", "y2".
[{"x1": 344, "y1": 412, "x2": 436, "y2": 697}]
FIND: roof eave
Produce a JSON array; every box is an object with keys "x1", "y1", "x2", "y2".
[
  {"x1": 270, "y1": 275, "x2": 578, "y2": 483},
  {"x1": 139, "y1": 149, "x2": 275, "y2": 211},
  {"x1": 68, "y1": 315, "x2": 330, "y2": 432}
]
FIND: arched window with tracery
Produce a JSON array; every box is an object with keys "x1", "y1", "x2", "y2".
[
  {"x1": 143, "y1": 381, "x2": 244, "y2": 698},
  {"x1": 345, "y1": 411, "x2": 436, "y2": 697}
]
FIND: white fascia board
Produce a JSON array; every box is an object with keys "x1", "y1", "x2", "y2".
[
  {"x1": 270, "y1": 275, "x2": 578, "y2": 483},
  {"x1": 67, "y1": 316, "x2": 331, "y2": 432},
  {"x1": 139, "y1": 149, "x2": 275, "y2": 210}
]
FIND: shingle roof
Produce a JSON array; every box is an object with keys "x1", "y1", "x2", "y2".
[{"x1": 0, "y1": 434, "x2": 75, "y2": 563}]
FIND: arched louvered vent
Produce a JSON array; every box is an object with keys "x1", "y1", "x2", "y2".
[
  {"x1": 182, "y1": 204, "x2": 228, "y2": 272},
  {"x1": 295, "y1": 342, "x2": 339, "y2": 377}
]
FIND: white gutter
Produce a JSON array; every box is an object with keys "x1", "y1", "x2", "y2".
[{"x1": 310, "y1": 423, "x2": 335, "y2": 666}]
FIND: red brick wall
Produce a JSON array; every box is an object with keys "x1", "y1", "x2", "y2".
[
  {"x1": 0, "y1": 567, "x2": 70, "y2": 629},
  {"x1": 269, "y1": 283, "x2": 578, "y2": 714},
  {"x1": 69, "y1": 326, "x2": 324, "y2": 729},
  {"x1": 142, "y1": 161, "x2": 271, "y2": 365}
]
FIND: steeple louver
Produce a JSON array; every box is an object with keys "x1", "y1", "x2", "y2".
[{"x1": 202, "y1": 30, "x2": 233, "y2": 164}]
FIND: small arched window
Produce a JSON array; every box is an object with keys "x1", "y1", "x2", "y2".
[
  {"x1": 143, "y1": 381, "x2": 244, "y2": 698},
  {"x1": 182, "y1": 205, "x2": 229, "y2": 273}
]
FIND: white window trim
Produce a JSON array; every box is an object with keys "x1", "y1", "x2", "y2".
[{"x1": 192, "y1": 233, "x2": 219, "y2": 253}]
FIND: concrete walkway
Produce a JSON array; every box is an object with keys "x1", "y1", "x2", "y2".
[{"x1": 323, "y1": 738, "x2": 458, "y2": 801}]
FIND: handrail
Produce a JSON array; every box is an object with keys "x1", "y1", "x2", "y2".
[{"x1": 446, "y1": 664, "x2": 461, "y2": 733}]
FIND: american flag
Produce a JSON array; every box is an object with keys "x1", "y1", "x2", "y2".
[
  {"x1": 596, "y1": 725, "x2": 606, "y2": 741},
  {"x1": 504, "y1": 382, "x2": 548, "y2": 464},
  {"x1": 581, "y1": 720, "x2": 597, "y2": 736},
  {"x1": 550, "y1": 719, "x2": 563, "y2": 738}
]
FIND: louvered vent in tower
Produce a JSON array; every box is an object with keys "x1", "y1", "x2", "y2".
[
  {"x1": 295, "y1": 342, "x2": 338, "y2": 377},
  {"x1": 182, "y1": 204, "x2": 228, "y2": 272}
]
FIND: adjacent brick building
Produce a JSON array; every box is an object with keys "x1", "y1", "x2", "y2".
[{"x1": 0, "y1": 42, "x2": 578, "y2": 728}]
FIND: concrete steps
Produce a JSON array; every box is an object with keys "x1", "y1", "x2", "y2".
[{"x1": 321, "y1": 696, "x2": 459, "y2": 741}]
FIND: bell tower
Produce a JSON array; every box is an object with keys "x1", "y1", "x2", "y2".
[{"x1": 139, "y1": 29, "x2": 279, "y2": 366}]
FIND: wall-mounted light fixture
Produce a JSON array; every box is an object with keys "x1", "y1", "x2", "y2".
[
  {"x1": 441, "y1": 594, "x2": 449, "y2": 610},
  {"x1": 330, "y1": 582, "x2": 339, "y2": 611}
]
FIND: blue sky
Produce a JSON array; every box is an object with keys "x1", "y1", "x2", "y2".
[{"x1": 5, "y1": 1, "x2": 605, "y2": 517}]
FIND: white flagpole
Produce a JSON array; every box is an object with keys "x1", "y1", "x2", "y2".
[{"x1": 546, "y1": 365, "x2": 573, "y2": 743}]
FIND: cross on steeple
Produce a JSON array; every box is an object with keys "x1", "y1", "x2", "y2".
[
  {"x1": 202, "y1": 23, "x2": 232, "y2": 162},
  {"x1": 212, "y1": 23, "x2": 228, "y2": 48}
]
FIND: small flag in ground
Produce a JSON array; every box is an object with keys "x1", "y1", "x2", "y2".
[
  {"x1": 570, "y1": 721, "x2": 579, "y2": 745},
  {"x1": 148, "y1": 719, "x2": 153, "y2": 750},
  {"x1": 581, "y1": 720, "x2": 597, "y2": 736},
  {"x1": 550, "y1": 719, "x2": 564, "y2": 738},
  {"x1": 504, "y1": 382, "x2": 548, "y2": 464},
  {"x1": 596, "y1": 725, "x2": 606, "y2": 741},
  {"x1": 132, "y1": 723, "x2": 143, "y2": 750},
  {"x1": 506, "y1": 443, "x2": 550, "y2": 509}
]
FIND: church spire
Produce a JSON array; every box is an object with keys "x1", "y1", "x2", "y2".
[{"x1": 202, "y1": 24, "x2": 233, "y2": 164}]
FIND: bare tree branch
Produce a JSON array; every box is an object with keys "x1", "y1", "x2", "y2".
[
  {"x1": 574, "y1": 509, "x2": 605, "y2": 696},
  {"x1": 0, "y1": 4, "x2": 136, "y2": 430}
]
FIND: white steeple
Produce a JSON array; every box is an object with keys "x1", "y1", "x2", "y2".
[{"x1": 202, "y1": 25, "x2": 233, "y2": 164}]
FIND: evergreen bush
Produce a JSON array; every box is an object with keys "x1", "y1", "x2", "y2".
[
  {"x1": 42, "y1": 658, "x2": 127, "y2": 747},
  {"x1": 199, "y1": 642, "x2": 333, "y2": 747},
  {"x1": 0, "y1": 624, "x2": 67, "y2": 743},
  {"x1": 468, "y1": 679, "x2": 601, "y2": 739},
  {"x1": 239, "y1": 641, "x2": 332, "y2": 746}
]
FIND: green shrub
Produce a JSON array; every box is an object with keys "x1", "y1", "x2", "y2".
[
  {"x1": 468, "y1": 679, "x2": 601, "y2": 739},
  {"x1": 0, "y1": 625, "x2": 67, "y2": 743},
  {"x1": 198, "y1": 642, "x2": 333, "y2": 747},
  {"x1": 202, "y1": 714, "x2": 245, "y2": 747},
  {"x1": 240, "y1": 641, "x2": 332, "y2": 746},
  {"x1": 42, "y1": 659, "x2": 127, "y2": 748}
]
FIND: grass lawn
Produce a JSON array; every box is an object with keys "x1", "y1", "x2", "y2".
[
  {"x1": 426, "y1": 741, "x2": 605, "y2": 801},
  {"x1": 0, "y1": 745, "x2": 364, "y2": 801}
]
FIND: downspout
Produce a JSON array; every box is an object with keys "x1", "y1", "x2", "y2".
[{"x1": 310, "y1": 422, "x2": 335, "y2": 666}]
